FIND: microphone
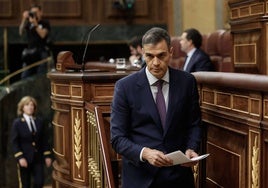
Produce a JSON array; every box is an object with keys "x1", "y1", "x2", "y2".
[{"x1": 81, "y1": 24, "x2": 100, "y2": 71}]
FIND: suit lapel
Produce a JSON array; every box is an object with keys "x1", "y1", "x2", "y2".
[
  {"x1": 164, "y1": 69, "x2": 181, "y2": 135},
  {"x1": 186, "y1": 49, "x2": 199, "y2": 72},
  {"x1": 20, "y1": 117, "x2": 31, "y2": 133},
  {"x1": 136, "y1": 70, "x2": 163, "y2": 130}
]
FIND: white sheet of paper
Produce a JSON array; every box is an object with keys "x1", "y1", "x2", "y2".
[{"x1": 165, "y1": 150, "x2": 210, "y2": 165}]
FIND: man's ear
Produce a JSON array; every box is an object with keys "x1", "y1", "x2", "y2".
[
  {"x1": 142, "y1": 47, "x2": 145, "y2": 54},
  {"x1": 169, "y1": 46, "x2": 174, "y2": 56}
]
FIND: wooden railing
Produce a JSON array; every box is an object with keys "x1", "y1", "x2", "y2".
[
  {"x1": 85, "y1": 103, "x2": 119, "y2": 188},
  {"x1": 193, "y1": 71, "x2": 268, "y2": 188}
]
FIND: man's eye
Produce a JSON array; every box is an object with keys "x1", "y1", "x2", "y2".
[
  {"x1": 146, "y1": 54, "x2": 153, "y2": 59},
  {"x1": 157, "y1": 54, "x2": 166, "y2": 59}
]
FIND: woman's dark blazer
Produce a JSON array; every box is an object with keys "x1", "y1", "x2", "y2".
[{"x1": 11, "y1": 116, "x2": 51, "y2": 163}]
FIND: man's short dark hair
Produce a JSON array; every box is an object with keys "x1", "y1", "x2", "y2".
[
  {"x1": 128, "y1": 36, "x2": 142, "y2": 48},
  {"x1": 184, "y1": 28, "x2": 202, "y2": 49},
  {"x1": 30, "y1": 4, "x2": 42, "y2": 10},
  {"x1": 142, "y1": 27, "x2": 171, "y2": 47}
]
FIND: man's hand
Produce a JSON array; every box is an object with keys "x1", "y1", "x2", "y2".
[
  {"x1": 22, "y1": 11, "x2": 29, "y2": 20},
  {"x1": 142, "y1": 147, "x2": 173, "y2": 167},
  {"x1": 181, "y1": 149, "x2": 199, "y2": 167}
]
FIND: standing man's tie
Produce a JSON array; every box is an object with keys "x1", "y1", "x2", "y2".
[{"x1": 155, "y1": 80, "x2": 166, "y2": 128}]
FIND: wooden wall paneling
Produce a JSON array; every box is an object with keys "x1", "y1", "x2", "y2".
[
  {"x1": 0, "y1": 0, "x2": 12, "y2": 18},
  {"x1": 100, "y1": 0, "x2": 166, "y2": 24},
  {"x1": 199, "y1": 80, "x2": 263, "y2": 187},
  {"x1": 262, "y1": 93, "x2": 268, "y2": 188},
  {"x1": 232, "y1": 29, "x2": 261, "y2": 74},
  {"x1": 0, "y1": 0, "x2": 24, "y2": 25},
  {"x1": 105, "y1": 0, "x2": 149, "y2": 18},
  {"x1": 41, "y1": 0, "x2": 82, "y2": 18},
  {"x1": 229, "y1": 0, "x2": 268, "y2": 75},
  {"x1": 87, "y1": 0, "x2": 103, "y2": 24}
]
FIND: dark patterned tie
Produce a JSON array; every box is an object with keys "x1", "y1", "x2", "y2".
[{"x1": 155, "y1": 80, "x2": 166, "y2": 128}]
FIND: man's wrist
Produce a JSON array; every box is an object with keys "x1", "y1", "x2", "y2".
[{"x1": 140, "y1": 147, "x2": 146, "y2": 162}]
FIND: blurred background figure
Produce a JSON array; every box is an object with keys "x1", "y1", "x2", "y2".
[
  {"x1": 180, "y1": 28, "x2": 214, "y2": 72},
  {"x1": 10, "y1": 96, "x2": 53, "y2": 188},
  {"x1": 19, "y1": 4, "x2": 52, "y2": 78},
  {"x1": 128, "y1": 35, "x2": 145, "y2": 68}
]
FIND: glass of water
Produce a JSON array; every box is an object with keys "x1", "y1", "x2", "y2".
[{"x1": 116, "y1": 58, "x2": 126, "y2": 69}]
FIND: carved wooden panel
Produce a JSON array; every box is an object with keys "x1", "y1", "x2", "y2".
[
  {"x1": 105, "y1": 0, "x2": 149, "y2": 18},
  {"x1": 230, "y1": 2, "x2": 265, "y2": 19},
  {"x1": 232, "y1": 31, "x2": 261, "y2": 73},
  {"x1": 71, "y1": 107, "x2": 87, "y2": 182},
  {"x1": 0, "y1": 0, "x2": 12, "y2": 17},
  {"x1": 201, "y1": 86, "x2": 262, "y2": 120},
  {"x1": 90, "y1": 83, "x2": 115, "y2": 103},
  {"x1": 229, "y1": 0, "x2": 268, "y2": 74},
  {"x1": 0, "y1": 0, "x2": 167, "y2": 26},
  {"x1": 41, "y1": 0, "x2": 82, "y2": 18}
]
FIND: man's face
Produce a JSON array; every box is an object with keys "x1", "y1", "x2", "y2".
[
  {"x1": 143, "y1": 39, "x2": 173, "y2": 79},
  {"x1": 30, "y1": 7, "x2": 42, "y2": 20},
  {"x1": 129, "y1": 46, "x2": 138, "y2": 56},
  {"x1": 180, "y1": 32, "x2": 191, "y2": 53}
]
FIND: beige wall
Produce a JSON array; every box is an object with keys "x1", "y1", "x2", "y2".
[
  {"x1": 182, "y1": 0, "x2": 216, "y2": 33},
  {"x1": 172, "y1": 0, "x2": 230, "y2": 35}
]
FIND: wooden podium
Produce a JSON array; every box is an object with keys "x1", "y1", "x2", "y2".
[{"x1": 47, "y1": 51, "x2": 136, "y2": 187}]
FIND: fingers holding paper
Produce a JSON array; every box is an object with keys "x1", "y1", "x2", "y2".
[
  {"x1": 142, "y1": 147, "x2": 173, "y2": 167},
  {"x1": 181, "y1": 149, "x2": 199, "y2": 167}
]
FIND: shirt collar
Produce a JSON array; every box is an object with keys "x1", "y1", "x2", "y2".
[
  {"x1": 145, "y1": 67, "x2": 169, "y2": 86},
  {"x1": 23, "y1": 113, "x2": 33, "y2": 121},
  {"x1": 187, "y1": 48, "x2": 196, "y2": 58}
]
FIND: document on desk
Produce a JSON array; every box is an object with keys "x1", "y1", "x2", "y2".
[{"x1": 165, "y1": 150, "x2": 210, "y2": 165}]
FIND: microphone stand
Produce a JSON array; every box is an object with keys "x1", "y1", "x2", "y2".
[{"x1": 81, "y1": 24, "x2": 100, "y2": 72}]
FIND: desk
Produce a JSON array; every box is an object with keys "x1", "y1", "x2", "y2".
[{"x1": 48, "y1": 51, "x2": 137, "y2": 187}]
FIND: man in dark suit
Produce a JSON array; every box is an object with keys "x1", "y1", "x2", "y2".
[
  {"x1": 180, "y1": 28, "x2": 214, "y2": 72},
  {"x1": 111, "y1": 27, "x2": 203, "y2": 188},
  {"x1": 128, "y1": 36, "x2": 146, "y2": 68}
]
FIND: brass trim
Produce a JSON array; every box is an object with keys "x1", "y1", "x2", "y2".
[{"x1": 14, "y1": 151, "x2": 23, "y2": 158}]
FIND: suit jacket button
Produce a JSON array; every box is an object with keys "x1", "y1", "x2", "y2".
[{"x1": 32, "y1": 142, "x2": 36, "y2": 146}]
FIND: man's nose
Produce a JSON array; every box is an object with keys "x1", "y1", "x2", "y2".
[{"x1": 152, "y1": 57, "x2": 160, "y2": 65}]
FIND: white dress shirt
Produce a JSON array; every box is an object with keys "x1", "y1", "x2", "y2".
[
  {"x1": 139, "y1": 67, "x2": 170, "y2": 161},
  {"x1": 183, "y1": 48, "x2": 196, "y2": 71},
  {"x1": 23, "y1": 113, "x2": 36, "y2": 132}
]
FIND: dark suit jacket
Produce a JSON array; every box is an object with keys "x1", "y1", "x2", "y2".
[
  {"x1": 184, "y1": 48, "x2": 214, "y2": 72},
  {"x1": 111, "y1": 67, "x2": 202, "y2": 188},
  {"x1": 11, "y1": 116, "x2": 51, "y2": 164}
]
